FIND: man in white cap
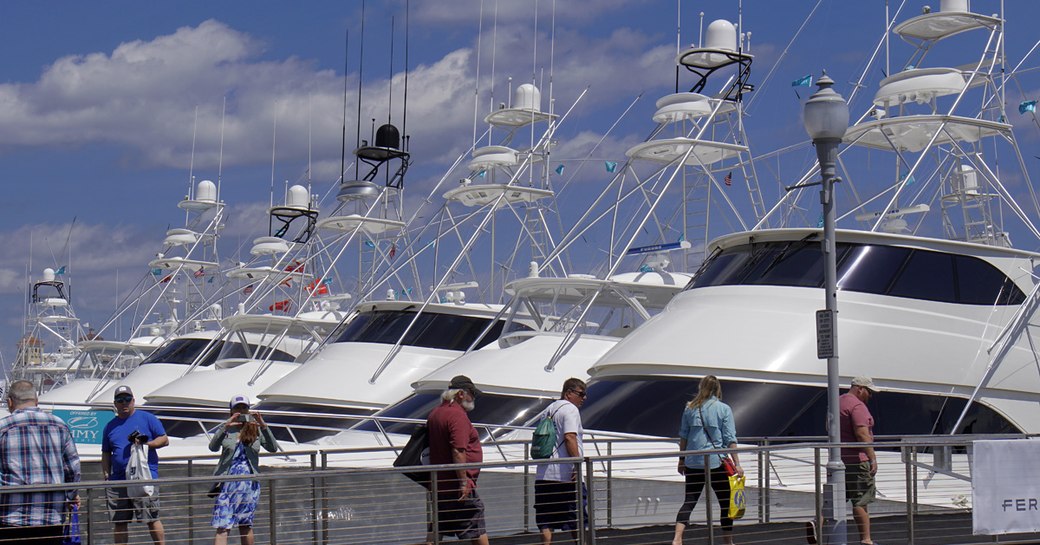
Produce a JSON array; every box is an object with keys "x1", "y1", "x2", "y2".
[
  {"x1": 101, "y1": 385, "x2": 168, "y2": 545},
  {"x1": 840, "y1": 376, "x2": 879, "y2": 545}
]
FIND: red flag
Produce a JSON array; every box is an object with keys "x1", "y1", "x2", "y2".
[
  {"x1": 268, "y1": 299, "x2": 292, "y2": 312},
  {"x1": 389, "y1": 243, "x2": 397, "y2": 259},
  {"x1": 242, "y1": 284, "x2": 255, "y2": 295},
  {"x1": 306, "y1": 279, "x2": 329, "y2": 296},
  {"x1": 194, "y1": 267, "x2": 205, "y2": 278},
  {"x1": 159, "y1": 274, "x2": 173, "y2": 284},
  {"x1": 724, "y1": 171, "x2": 732, "y2": 186}
]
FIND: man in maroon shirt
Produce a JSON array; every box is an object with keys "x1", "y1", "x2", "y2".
[
  {"x1": 426, "y1": 375, "x2": 489, "y2": 545},
  {"x1": 840, "y1": 376, "x2": 879, "y2": 545}
]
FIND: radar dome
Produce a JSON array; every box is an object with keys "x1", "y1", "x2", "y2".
[
  {"x1": 705, "y1": 19, "x2": 737, "y2": 52},
  {"x1": 196, "y1": 180, "x2": 217, "y2": 202},
  {"x1": 514, "y1": 84, "x2": 541, "y2": 112},
  {"x1": 940, "y1": 0, "x2": 968, "y2": 12},
  {"x1": 286, "y1": 185, "x2": 310, "y2": 208},
  {"x1": 42, "y1": 268, "x2": 55, "y2": 282},
  {"x1": 375, "y1": 124, "x2": 401, "y2": 149}
]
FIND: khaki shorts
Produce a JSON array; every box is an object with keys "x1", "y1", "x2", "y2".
[
  {"x1": 107, "y1": 486, "x2": 161, "y2": 524},
  {"x1": 845, "y1": 461, "x2": 876, "y2": 508}
]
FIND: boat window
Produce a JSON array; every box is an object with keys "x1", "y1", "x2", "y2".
[
  {"x1": 333, "y1": 310, "x2": 505, "y2": 351},
  {"x1": 888, "y1": 250, "x2": 956, "y2": 303},
  {"x1": 249, "y1": 402, "x2": 374, "y2": 443},
  {"x1": 581, "y1": 377, "x2": 1020, "y2": 438},
  {"x1": 686, "y1": 241, "x2": 1024, "y2": 306},
  {"x1": 354, "y1": 390, "x2": 554, "y2": 440},
  {"x1": 955, "y1": 255, "x2": 1026, "y2": 305},
  {"x1": 140, "y1": 339, "x2": 222, "y2": 367},
  {"x1": 216, "y1": 341, "x2": 296, "y2": 363}
]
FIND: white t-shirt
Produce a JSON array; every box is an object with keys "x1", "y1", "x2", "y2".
[{"x1": 535, "y1": 399, "x2": 583, "y2": 482}]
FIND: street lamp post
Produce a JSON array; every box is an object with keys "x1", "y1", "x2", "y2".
[{"x1": 803, "y1": 73, "x2": 850, "y2": 545}]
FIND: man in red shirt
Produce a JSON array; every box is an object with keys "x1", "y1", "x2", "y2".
[
  {"x1": 426, "y1": 375, "x2": 489, "y2": 545},
  {"x1": 839, "y1": 376, "x2": 879, "y2": 545}
]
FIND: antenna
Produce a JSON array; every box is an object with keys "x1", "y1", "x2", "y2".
[
  {"x1": 472, "y1": 0, "x2": 485, "y2": 149},
  {"x1": 403, "y1": 0, "x2": 410, "y2": 147},
  {"x1": 270, "y1": 107, "x2": 278, "y2": 208},
  {"x1": 339, "y1": 29, "x2": 350, "y2": 185},
  {"x1": 355, "y1": 0, "x2": 366, "y2": 179},
  {"x1": 217, "y1": 97, "x2": 227, "y2": 199},
  {"x1": 388, "y1": 15, "x2": 394, "y2": 127}
]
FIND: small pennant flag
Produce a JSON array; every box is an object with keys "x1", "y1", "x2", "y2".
[
  {"x1": 306, "y1": 279, "x2": 330, "y2": 296},
  {"x1": 243, "y1": 284, "x2": 255, "y2": 295},
  {"x1": 269, "y1": 299, "x2": 292, "y2": 312},
  {"x1": 364, "y1": 240, "x2": 376, "y2": 249},
  {"x1": 554, "y1": 164, "x2": 565, "y2": 175},
  {"x1": 151, "y1": 268, "x2": 164, "y2": 276},
  {"x1": 55, "y1": 266, "x2": 66, "y2": 276},
  {"x1": 193, "y1": 267, "x2": 205, "y2": 278},
  {"x1": 283, "y1": 260, "x2": 304, "y2": 273},
  {"x1": 901, "y1": 170, "x2": 916, "y2": 185},
  {"x1": 724, "y1": 172, "x2": 732, "y2": 186},
  {"x1": 159, "y1": 274, "x2": 173, "y2": 284},
  {"x1": 388, "y1": 243, "x2": 397, "y2": 259},
  {"x1": 605, "y1": 161, "x2": 618, "y2": 173},
  {"x1": 792, "y1": 74, "x2": 812, "y2": 87},
  {"x1": 816, "y1": 214, "x2": 825, "y2": 228},
  {"x1": 1020, "y1": 100, "x2": 1037, "y2": 114},
  {"x1": 477, "y1": 169, "x2": 487, "y2": 178},
  {"x1": 207, "y1": 275, "x2": 214, "y2": 284}
]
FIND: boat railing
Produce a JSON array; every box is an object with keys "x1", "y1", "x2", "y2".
[{"x1": 27, "y1": 434, "x2": 1040, "y2": 545}]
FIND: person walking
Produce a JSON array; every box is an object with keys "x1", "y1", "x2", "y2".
[
  {"x1": 426, "y1": 375, "x2": 489, "y2": 545},
  {"x1": 672, "y1": 375, "x2": 743, "y2": 545},
  {"x1": 0, "y1": 380, "x2": 81, "y2": 544},
  {"x1": 534, "y1": 378, "x2": 587, "y2": 545},
  {"x1": 841, "y1": 376, "x2": 879, "y2": 545},
  {"x1": 209, "y1": 395, "x2": 279, "y2": 545},
  {"x1": 101, "y1": 385, "x2": 169, "y2": 545}
]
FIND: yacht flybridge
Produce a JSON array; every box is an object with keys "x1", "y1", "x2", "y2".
[{"x1": 584, "y1": 0, "x2": 1040, "y2": 439}]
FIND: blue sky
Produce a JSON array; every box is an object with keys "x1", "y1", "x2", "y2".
[{"x1": 1, "y1": 0, "x2": 1039, "y2": 365}]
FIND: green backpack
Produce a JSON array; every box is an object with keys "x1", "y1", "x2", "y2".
[{"x1": 531, "y1": 404, "x2": 561, "y2": 459}]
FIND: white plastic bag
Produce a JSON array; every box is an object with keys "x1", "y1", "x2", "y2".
[{"x1": 125, "y1": 443, "x2": 155, "y2": 498}]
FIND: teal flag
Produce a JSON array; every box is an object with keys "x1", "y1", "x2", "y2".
[
  {"x1": 792, "y1": 75, "x2": 812, "y2": 87},
  {"x1": 605, "y1": 161, "x2": 618, "y2": 173},
  {"x1": 555, "y1": 164, "x2": 565, "y2": 175},
  {"x1": 1020, "y1": 100, "x2": 1037, "y2": 114}
]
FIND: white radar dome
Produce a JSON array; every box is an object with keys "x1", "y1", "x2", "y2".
[
  {"x1": 705, "y1": 19, "x2": 737, "y2": 52},
  {"x1": 514, "y1": 84, "x2": 541, "y2": 112},
  {"x1": 196, "y1": 180, "x2": 217, "y2": 202},
  {"x1": 42, "y1": 268, "x2": 55, "y2": 282},
  {"x1": 287, "y1": 185, "x2": 310, "y2": 208},
  {"x1": 940, "y1": 0, "x2": 969, "y2": 12}
]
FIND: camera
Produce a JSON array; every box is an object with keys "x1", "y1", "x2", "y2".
[
  {"x1": 237, "y1": 414, "x2": 253, "y2": 423},
  {"x1": 127, "y1": 430, "x2": 149, "y2": 444}
]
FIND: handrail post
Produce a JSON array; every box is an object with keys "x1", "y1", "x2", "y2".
[
  {"x1": 84, "y1": 487, "x2": 92, "y2": 545},
  {"x1": 524, "y1": 443, "x2": 531, "y2": 533},
  {"x1": 585, "y1": 457, "x2": 597, "y2": 545},
  {"x1": 576, "y1": 458, "x2": 586, "y2": 545},
  {"x1": 311, "y1": 452, "x2": 319, "y2": 545},
  {"x1": 763, "y1": 438, "x2": 772, "y2": 523},
  {"x1": 903, "y1": 445, "x2": 914, "y2": 545},
  {"x1": 606, "y1": 440, "x2": 613, "y2": 529},
  {"x1": 705, "y1": 454, "x2": 714, "y2": 545},
  {"x1": 431, "y1": 471, "x2": 441, "y2": 545},
  {"x1": 321, "y1": 451, "x2": 329, "y2": 545},
  {"x1": 814, "y1": 446, "x2": 823, "y2": 545},
  {"x1": 187, "y1": 459, "x2": 195, "y2": 545},
  {"x1": 268, "y1": 478, "x2": 277, "y2": 544}
]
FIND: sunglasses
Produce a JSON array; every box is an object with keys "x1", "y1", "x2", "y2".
[
  {"x1": 114, "y1": 396, "x2": 133, "y2": 404},
  {"x1": 569, "y1": 389, "x2": 587, "y2": 399}
]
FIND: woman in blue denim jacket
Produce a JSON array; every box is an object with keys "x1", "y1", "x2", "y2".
[{"x1": 673, "y1": 376, "x2": 744, "y2": 545}]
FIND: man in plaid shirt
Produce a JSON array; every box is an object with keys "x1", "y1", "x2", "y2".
[{"x1": 0, "y1": 380, "x2": 80, "y2": 544}]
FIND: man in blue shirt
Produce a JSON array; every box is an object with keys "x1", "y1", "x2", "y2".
[
  {"x1": 101, "y1": 385, "x2": 168, "y2": 545},
  {"x1": 0, "y1": 380, "x2": 80, "y2": 545}
]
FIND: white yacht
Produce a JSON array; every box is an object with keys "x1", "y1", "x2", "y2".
[{"x1": 12, "y1": 268, "x2": 87, "y2": 391}]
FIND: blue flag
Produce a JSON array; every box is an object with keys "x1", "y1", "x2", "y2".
[
  {"x1": 902, "y1": 170, "x2": 916, "y2": 185},
  {"x1": 816, "y1": 214, "x2": 825, "y2": 228},
  {"x1": 605, "y1": 161, "x2": 618, "y2": 173},
  {"x1": 792, "y1": 75, "x2": 812, "y2": 87},
  {"x1": 477, "y1": 169, "x2": 487, "y2": 178},
  {"x1": 151, "y1": 268, "x2": 164, "y2": 276},
  {"x1": 364, "y1": 240, "x2": 376, "y2": 248},
  {"x1": 555, "y1": 164, "x2": 565, "y2": 175},
  {"x1": 55, "y1": 266, "x2": 66, "y2": 276},
  {"x1": 1020, "y1": 100, "x2": 1037, "y2": 114}
]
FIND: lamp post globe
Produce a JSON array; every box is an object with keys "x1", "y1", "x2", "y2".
[{"x1": 803, "y1": 71, "x2": 850, "y2": 545}]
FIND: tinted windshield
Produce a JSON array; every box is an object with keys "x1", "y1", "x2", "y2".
[
  {"x1": 582, "y1": 377, "x2": 1019, "y2": 438},
  {"x1": 140, "y1": 339, "x2": 222, "y2": 366},
  {"x1": 335, "y1": 310, "x2": 505, "y2": 351},
  {"x1": 216, "y1": 341, "x2": 296, "y2": 363},
  {"x1": 354, "y1": 390, "x2": 554, "y2": 439},
  {"x1": 687, "y1": 241, "x2": 1025, "y2": 305}
]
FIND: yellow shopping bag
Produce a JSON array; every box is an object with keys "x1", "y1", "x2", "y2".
[{"x1": 728, "y1": 474, "x2": 746, "y2": 520}]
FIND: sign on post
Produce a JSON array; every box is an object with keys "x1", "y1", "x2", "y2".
[
  {"x1": 973, "y1": 439, "x2": 1040, "y2": 534},
  {"x1": 52, "y1": 408, "x2": 115, "y2": 445},
  {"x1": 816, "y1": 309, "x2": 834, "y2": 359}
]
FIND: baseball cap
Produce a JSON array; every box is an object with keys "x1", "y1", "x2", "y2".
[
  {"x1": 851, "y1": 376, "x2": 879, "y2": 394},
  {"x1": 449, "y1": 375, "x2": 482, "y2": 397},
  {"x1": 229, "y1": 394, "x2": 251, "y2": 409},
  {"x1": 113, "y1": 385, "x2": 134, "y2": 399}
]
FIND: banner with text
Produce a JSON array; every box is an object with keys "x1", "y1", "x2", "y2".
[
  {"x1": 52, "y1": 409, "x2": 115, "y2": 445},
  {"x1": 973, "y1": 439, "x2": 1040, "y2": 534}
]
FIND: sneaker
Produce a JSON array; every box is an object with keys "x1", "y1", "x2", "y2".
[{"x1": 805, "y1": 520, "x2": 817, "y2": 544}]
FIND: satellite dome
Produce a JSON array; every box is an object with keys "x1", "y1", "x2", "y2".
[
  {"x1": 940, "y1": 0, "x2": 968, "y2": 12},
  {"x1": 42, "y1": 268, "x2": 55, "y2": 282},
  {"x1": 286, "y1": 185, "x2": 310, "y2": 208},
  {"x1": 374, "y1": 124, "x2": 401, "y2": 149},
  {"x1": 196, "y1": 180, "x2": 217, "y2": 202},
  {"x1": 514, "y1": 84, "x2": 541, "y2": 112},
  {"x1": 705, "y1": 19, "x2": 737, "y2": 52}
]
